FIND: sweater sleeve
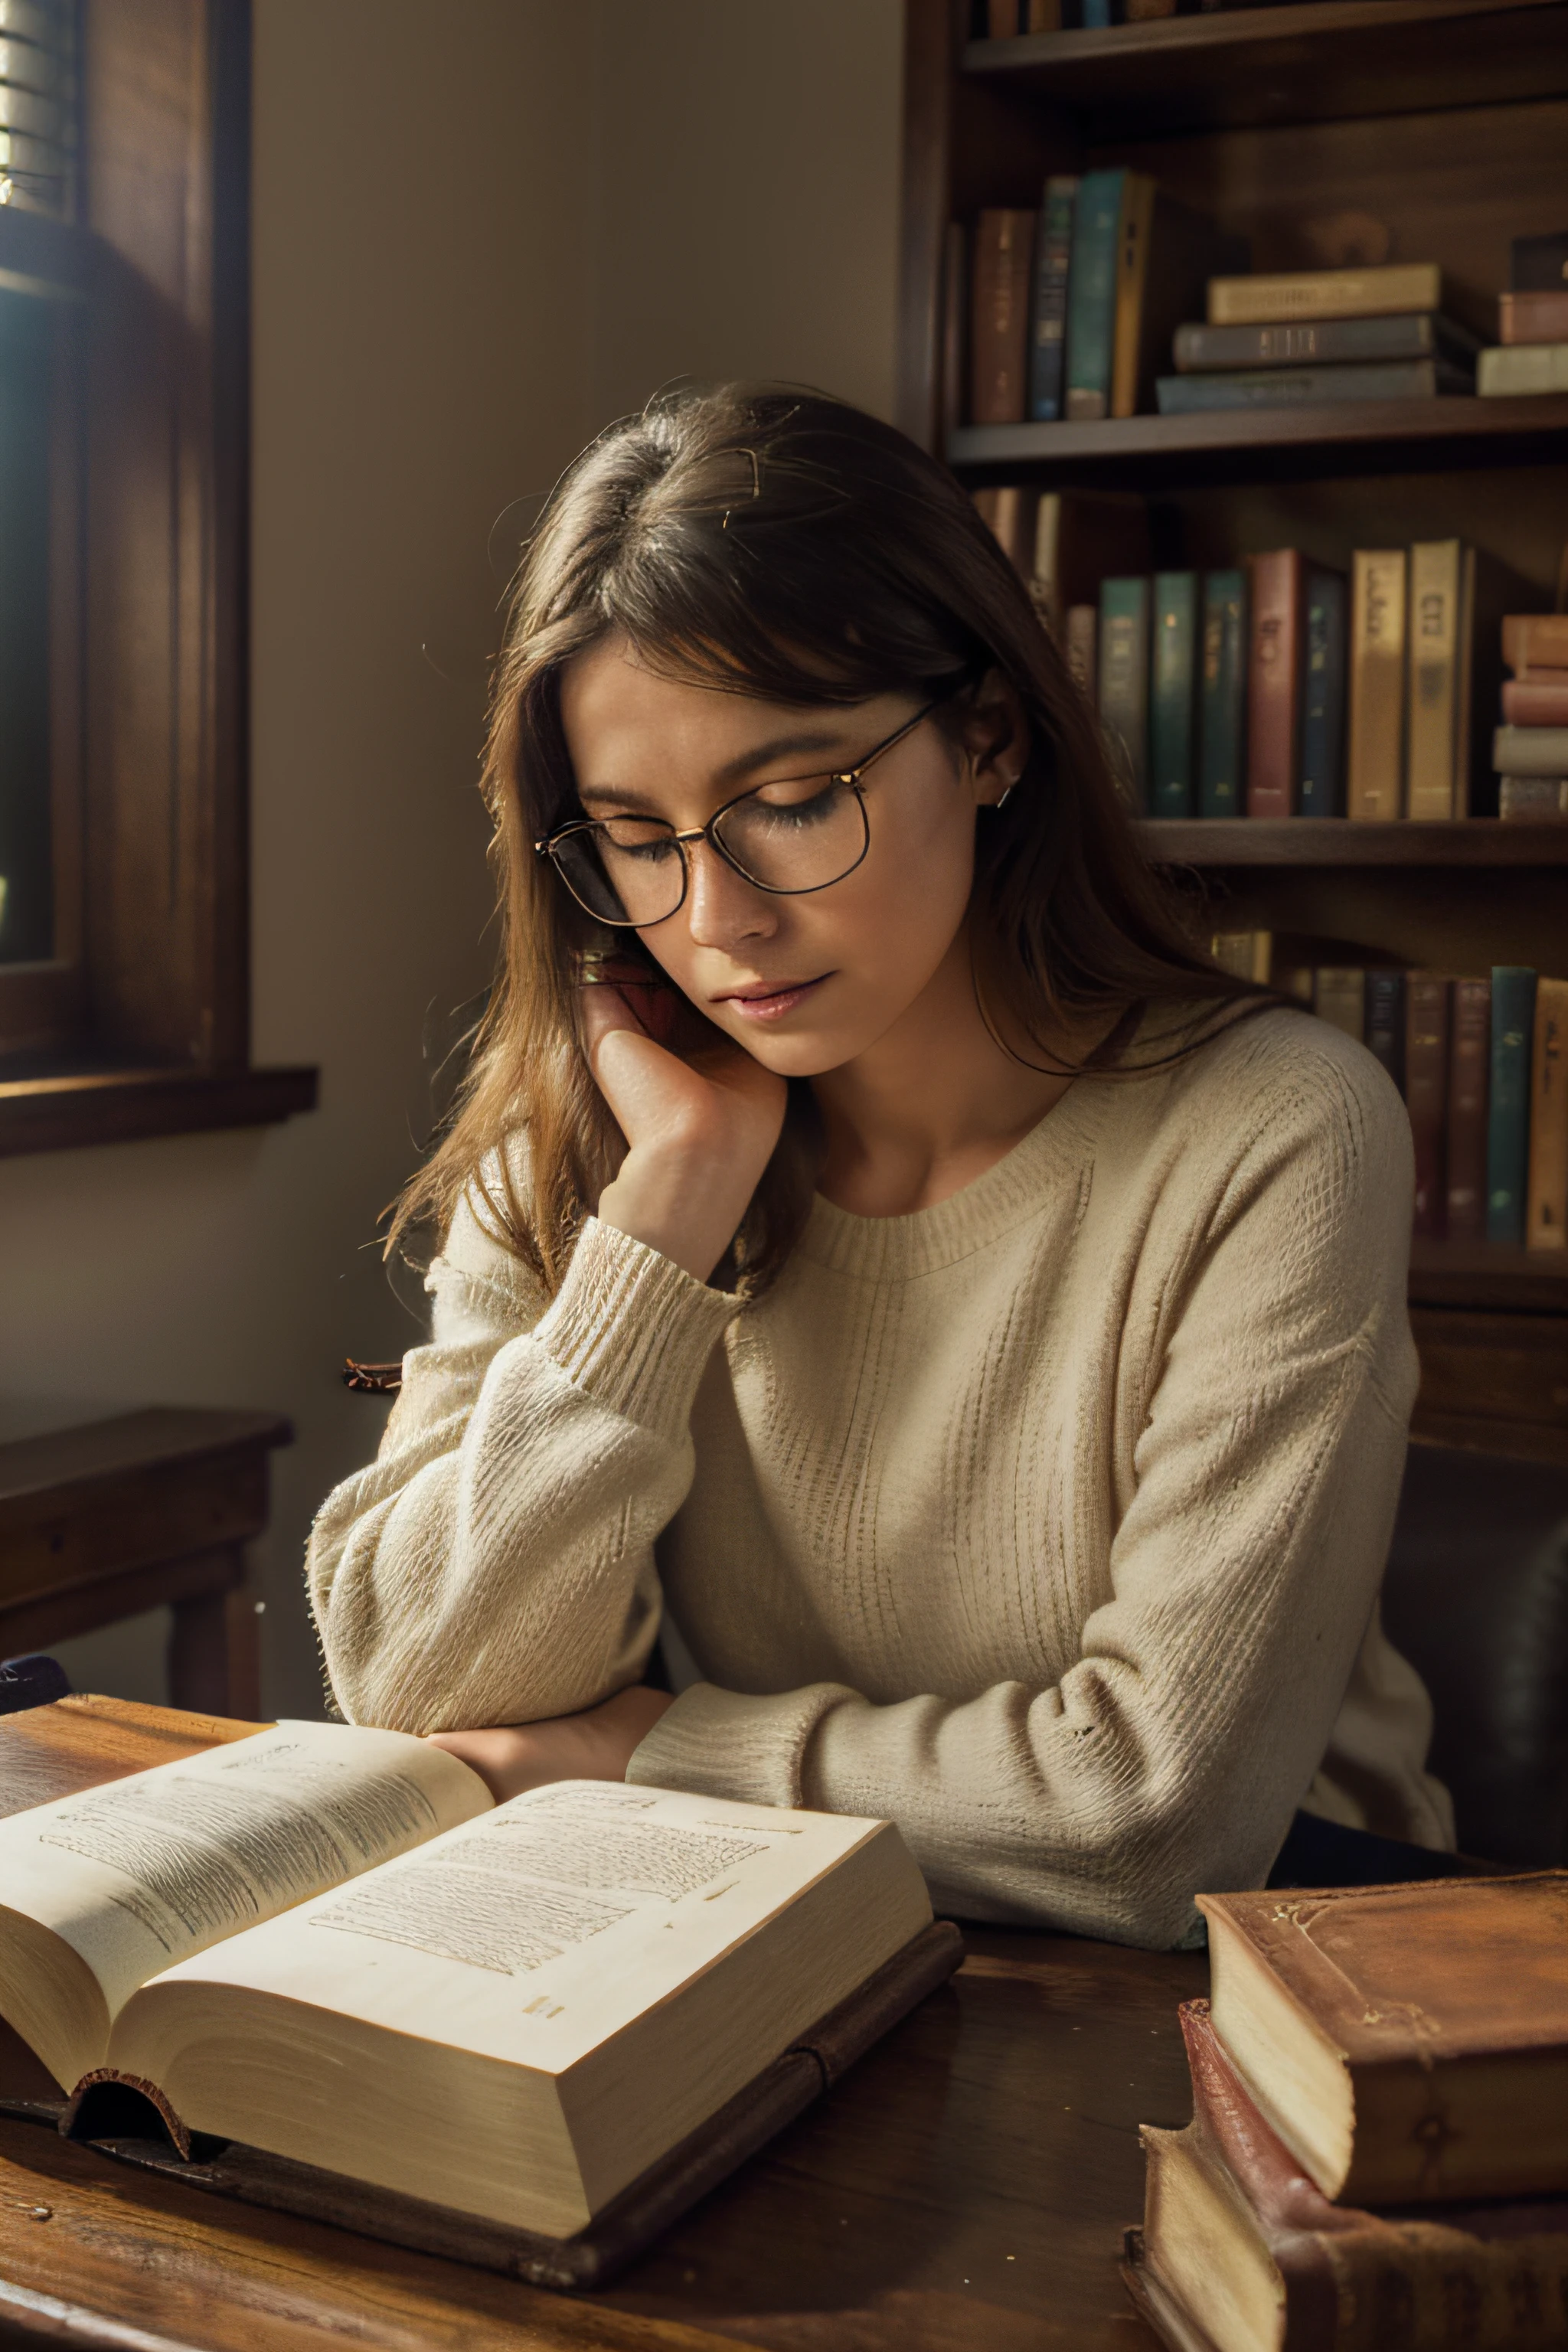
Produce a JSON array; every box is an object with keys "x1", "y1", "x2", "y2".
[
  {"x1": 628, "y1": 1043, "x2": 1423, "y2": 1949},
  {"x1": 306, "y1": 1195, "x2": 739, "y2": 1734}
]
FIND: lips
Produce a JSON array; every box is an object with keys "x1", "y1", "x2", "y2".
[{"x1": 714, "y1": 975, "x2": 829, "y2": 1023}]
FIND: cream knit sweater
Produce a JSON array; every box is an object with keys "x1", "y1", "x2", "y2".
[{"x1": 307, "y1": 1008, "x2": 1453, "y2": 1949}]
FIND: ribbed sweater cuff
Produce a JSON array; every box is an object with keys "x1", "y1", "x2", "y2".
[
  {"x1": 626, "y1": 1680, "x2": 858, "y2": 1809},
  {"x1": 530, "y1": 1217, "x2": 740, "y2": 1443}
]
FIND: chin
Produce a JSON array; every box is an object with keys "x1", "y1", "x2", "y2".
[{"x1": 733, "y1": 1026, "x2": 867, "y2": 1080}]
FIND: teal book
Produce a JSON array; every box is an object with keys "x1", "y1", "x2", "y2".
[
  {"x1": 1149, "y1": 573, "x2": 1198, "y2": 818},
  {"x1": 1197, "y1": 571, "x2": 1246, "y2": 819},
  {"x1": 1486, "y1": 966, "x2": 1537, "y2": 1245},
  {"x1": 1299, "y1": 570, "x2": 1346, "y2": 818},
  {"x1": 1064, "y1": 168, "x2": 1127, "y2": 423},
  {"x1": 1098, "y1": 576, "x2": 1150, "y2": 809},
  {"x1": 1027, "y1": 175, "x2": 1078, "y2": 423}
]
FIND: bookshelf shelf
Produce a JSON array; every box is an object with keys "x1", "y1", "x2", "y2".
[
  {"x1": 948, "y1": 397, "x2": 1568, "y2": 492},
  {"x1": 1409, "y1": 1238, "x2": 1568, "y2": 1315},
  {"x1": 962, "y1": 0, "x2": 1568, "y2": 138},
  {"x1": 1141, "y1": 821, "x2": 1568, "y2": 868}
]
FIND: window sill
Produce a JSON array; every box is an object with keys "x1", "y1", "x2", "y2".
[{"x1": 0, "y1": 1064, "x2": 319, "y2": 1159}]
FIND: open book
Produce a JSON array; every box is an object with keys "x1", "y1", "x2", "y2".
[{"x1": 0, "y1": 1721, "x2": 939, "y2": 2247}]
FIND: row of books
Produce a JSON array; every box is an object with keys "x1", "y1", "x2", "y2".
[
  {"x1": 1495, "y1": 610, "x2": 1568, "y2": 815},
  {"x1": 1214, "y1": 936, "x2": 1566, "y2": 1248},
  {"x1": 1125, "y1": 1875, "x2": 1568, "y2": 2352},
  {"x1": 1478, "y1": 229, "x2": 1568, "y2": 400}
]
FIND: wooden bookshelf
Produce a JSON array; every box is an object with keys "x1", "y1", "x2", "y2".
[{"x1": 900, "y1": 0, "x2": 1568, "y2": 1462}]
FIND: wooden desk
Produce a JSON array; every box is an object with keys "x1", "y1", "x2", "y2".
[
  {"x1": 0, "y1": 1699, "x2": 1198, "y2": 2351},
  {"x1": 0, "y1": 1408, "x2": 292, "y2": 1720}
]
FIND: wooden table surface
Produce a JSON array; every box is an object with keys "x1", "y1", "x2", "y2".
[{"x1": 0, "y1": 1700, "x2": 1200, "y2": 2352}]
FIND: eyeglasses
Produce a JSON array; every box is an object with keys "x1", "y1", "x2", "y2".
[{"x1": 534, "y1": 700, "x2": 942, "y2": 929}]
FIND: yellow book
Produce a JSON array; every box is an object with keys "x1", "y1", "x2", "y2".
[
  {"x1": 1527, "y1": 975, "x2": 1568, "y2": 1250},
  {"x1": 1111, "y1": 172, "x2": 1157, "y2": 420},
  {"x1": 1211, "y1": 930, "x2": 1272, "y2": 984},
  {"x1": 1313, "y1": 969, "x2": 1367, "y2": 1041},
  {"x1": 1406, "y1": 539, "x2": 1464, "y2": 821},
  {"x1": 1348, "y1": 550, "x2": 1407, "y2": 821},
  {"x1": 1207, "y1": 263, "x2": 1442, "y2": 328}
]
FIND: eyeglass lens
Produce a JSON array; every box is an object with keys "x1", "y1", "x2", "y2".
[{"x1": 552, "y1": 773, "x2": 870, "y2": 926}]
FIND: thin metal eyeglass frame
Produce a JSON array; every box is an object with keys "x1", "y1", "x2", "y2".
[{"x1": 534, "y1": 698, "x2": 943, "y2": 929}]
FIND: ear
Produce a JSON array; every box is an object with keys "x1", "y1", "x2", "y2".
[{"x1": 954, "y1": 668, "x2": 1030, "y2": 808}]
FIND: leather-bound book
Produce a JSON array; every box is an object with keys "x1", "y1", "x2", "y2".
[
  {"x1": 1150, "y1": 571, "x2": 1198, "y2": 816},
  {"x1": 1488, "y1": 965, "x2": 1537, "y2": 1246},
  {"x1": 1347, "y1": 550, "x2": 1406, "y2": 820},
  {"x1": 1027, "y1": 175, "x2": 1078, "y2": 422},
  {"x1": 1446, "y1": 975, "x2": 1491, "y2": 1240},
  {"x1": 1246, "y1": 550, "x2": 1305, "y2": 818},
  {"x1": 970, "y1": 208, "x2": 1035, "y2": 426},
  {"x1": 1124, "y1": 1997, "x2": 1568, "y2": 2352},
  {"x1": 1526, "y1": 974, "x2": 1568, "y2": 1250},
  {"x1": 1198, "y1": 569, "x2": 1247, "y2": 818},
  {"x1": 1196, "y1": 1874, "x2": 1568, "y2": 2207},
  {"x1": 1298, "y1": 570, "x2": 1345, "y2": 818},
  {"x1": 1404, "y1": 973, "x2": 1451, "y2": 1237}
]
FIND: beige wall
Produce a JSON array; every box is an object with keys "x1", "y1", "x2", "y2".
[{"x1": 0, "y1": 0, "x2": 901, "y2": 1718}]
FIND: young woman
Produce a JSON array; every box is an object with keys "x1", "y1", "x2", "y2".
[{"x1": 307, "y1": 385, "x2": 1452, "y2": 1949}]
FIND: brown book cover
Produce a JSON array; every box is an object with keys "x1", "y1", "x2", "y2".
[
  {"x1": 1348, "y1": 550, "x2": 1406, "y2": 819},
  {"x1": 1504, "y1": 676, "x2": 1568, "y2": 725},
  {"x1": 1500, "y1": 288, "x2": 1568, "y2": 345},
  {"x1": 1405, "y1": 974, "x2": 1450, "y2": 1236},
  {"x1": 1246, "y1": 549, "x2": 1305, "y2": 818},
  {"x1": 1197, "y1": 1874, "x2": 1568, "y2": 2206},
  {"x1": 1504, "y1": 613, "x2": 1568, "y2": 675},
  {"x1": 970, "y1": 207, "x2": 1035, "y2": 426},
  {"x1": 1527, "y1": 975, "x2": 1568, "y2": 1250},
  {"x1": 1124, "y1": 1999, "x2": 1568, "y2": 2352},
  {"x1": 1446, "y1": 975, "x2": 1491, "y2": 1240}
]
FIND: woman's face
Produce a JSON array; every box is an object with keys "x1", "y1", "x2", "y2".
[{"x1": 557, "y1": 635, "x2": 1022, "y2": 1080}]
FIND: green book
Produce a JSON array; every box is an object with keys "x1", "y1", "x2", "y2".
[
  {"x1": 1486, "y1": 965, "x2": 1537, "y2": 1246},
  {"x1": 1197, "y1": 570, "x2": 1246, "y2": 818},
  {"x1": 1098, "y1": 576, "x2": 1150, "y2": 810},
  {"x1": 1150, "y1": 573, "x2": 1198, "y2": 818},
  {"x1": 1063, "y1": 168, "x2": 1127, "y2": 423}
]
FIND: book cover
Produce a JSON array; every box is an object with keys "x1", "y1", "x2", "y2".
[
  {"x1": 1064, "y1": 168, "x2": 1128, "y2": 422},
  {"x1": 1299, "y1": 570, "x2": 1345, "y2": 818},
  {"x1": 1155, "y1": 358, "x2": 1462, "y2": 413},
  {"x1": 1511, "y1": 231, "x2": 1568, "y2": 291},
  {"x1": 1347, "y1": 549, "x2": 1406, "y2": 820},
  {"x1": 1478, "y1": 343, "x2": 1568, "y2": 397},
  {"x1": 1406, "y1": 539, "x2": 1464, "y2": 819},
  {"x1": 1312, "y1": 969, "x2": 1364, "y2": 1044},
  {"x1": 1502, "y1": 678, "x2": 1568, "y2": 725},
  {"x1": 1504, "y1": 614, "x2": 1568, "y2": 673},
  {"x1": 1363, "y1": 969, "x2": 1404, "y2": 1093},
  {"x1": 1149, "y1": 572, "x2": 1197, "y2": 817},
  {"x1": 1246, "y1": 548, "x2": 1305, "y2": 818},
  {"x1": 1500, "y1": 776, "x2": 1568, "y2": 817},
  {"x1": 1493, "y1": 724, "x2": 1568, "y2": 776},
  {"x1": 1098, "y1": 575, "x2": 1150, "y2": 807},
  {"x1": 1488, "y1": 965, "x2": 1538, "y2": 1245},
  {"x1": 1065, "y1": 603, "x2": 1097, "y2": 699},
  {"x1": 1197, "y1": 570, "x2": 1247, "y2": 818},
  {"x1": 1172, "y1": 313, "x2": 1478, "y2": 371},
  {"x1": 1027, "y1": 175, "x2": 1078, "y2": 422},
  {"x1": 970, "y1": 208, "x2": 1036, "y2": 426},
  {"x1": 1207, "y1": 262, "x2": 1443, "y2": 326},
  {"x1": 1112, "y1": 190, "x2": 1247, "y2": 419},
  {"x1": 1526, "y1": 975, "x2": 1568, "y2": 1251},
  {"x1": 1500, "y1": 289, "x2": 1568, "y2": 345},
  {"x1": 1405, "y1": 973, "x2": 1451, "y2": 1236},
  {"x1": 1446, "y1": 975, "x2": 1491, "y2": 1241}
]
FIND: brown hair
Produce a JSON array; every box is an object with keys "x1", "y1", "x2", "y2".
[{"x1": 392, "y1": 383, "x2": 1258, "y2": 1295}]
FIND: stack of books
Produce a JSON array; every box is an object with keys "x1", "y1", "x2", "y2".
[
  {"x1": 1208, "y1": 945, "x2": 1566, "y2": 1249},
  {"x1": 1478, "y1": 230, "x2": 1568, "y2": 399},
  {"x1": 1156, "y1": 263, "x2": 1478, "y2": 414},
  {"x1": 1123, "y1": 1873, "x2": 1568, "y2": 2352},
  {"x1": 1494, "y1": 612, "x2": 1568, "y2": 818}
]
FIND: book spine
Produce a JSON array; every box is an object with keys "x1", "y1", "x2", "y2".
[
  {"x1": 1065, "y1": 603, "x2": 1097, "y2": 700},
  {"x1": 1348, "y1": 550, "x2": 1407, "y2": 820},
  {"x1": 1492, "y1": 724, "x2": 1568, "y2": 776},
  {"x1": 1499, "y1": 776, "x2": 1568, "y2": 817},
  {"x1": 1299, "y1": 570, "x2": 1346, "y2": 818},
  {"x1": 1446, "y1": 976, "x2": 1491, "y2": 1240},
  {"x1": 1064, "y1": 169, "x2": 1126, "y2": 422},
  {"x1": 970, "y1": 209, "x2": 1035, "y2": 426},
  {"x1": 1098, "y1": 576, "x2": 1150, "y2": 808},
  {"x1": 1110, "y1": 172, "x2": 1155, "y2": 420},
  {"x1": 1499, "y1": 289, "x2": 1568, "y2": 344},
  {"x1": 1487, "y1": 966, "x2": 1537, "y2": 1244},
  {"x1": 1246, "y1": 549, "x2": 1304, "y2": 818},
  {"x1": 1364, "y1": 969, "x2": 1405, "y2": 1093},
  {"x1": 1149, "y1": 571, "x2": 1197, "y2": 818},
  {"x1": 1526, "y1": 975, "x2": 1568, "y2": 1250},
  {"x1": 1478, "y1": 342, "x2": 1568, "y2": 397},
  {"x1": 1198, "y1": 570, "x2": 1246, "y2": 818},
  {"x1": 1027, "y1": 178, "x2": 1078, "y2": 423},
  {"x1": 1313, "y1": 968, "x2": 1365, "y2": 1043},
  {"x1": 1504, "y1": 614, "x2": 1568, "y2": 672},
  {"x1": 1406, "y1": 975, "x2": 1452, "y2": 1237},
  {"x1": 1173, "y1": 314, "x2": 1445, "y2": 371},
  {"x1": 1207, "y1": 262, "x2": 1442, "y2": 326},
  {"x1": 1406, "y1": 540, "x2": 1463, "y2": 820},
  {"x1": 1155, "y1": 360, "x2": 1442, "y2": 412},
  {"x1": 1080, "y1": 0, "x2": 1112, "y2": 25},
  {"x1": 1501, "y1": 678, "x2": 1568, "y2": 725}
]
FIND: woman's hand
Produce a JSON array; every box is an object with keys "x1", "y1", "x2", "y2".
[
  {"x1": 426, "y1": 1685, "x2": 674, "y2": 1805},
  {"x1": 580, "y1": 982, "x2": 787, "y2": 1283}
]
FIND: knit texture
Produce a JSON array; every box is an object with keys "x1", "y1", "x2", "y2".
[{"x1": 307, "y1": 1008, "x2": 1452, "y2": 1948}]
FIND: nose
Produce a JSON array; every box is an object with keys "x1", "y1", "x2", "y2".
[{"x1": 683, "y1": 837, "x2": 776, "y2": 951}]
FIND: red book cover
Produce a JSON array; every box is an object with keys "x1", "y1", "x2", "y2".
[
  {"x1": 1406, "y1": 972, "x2": 1452, "y2": 1237},
  {"x1": 1246, "y1": 548, "x2": 1305, "y2": 818},
  {"x1": 1501, "y1": 677, "x2": 1568, "y2": 727}
]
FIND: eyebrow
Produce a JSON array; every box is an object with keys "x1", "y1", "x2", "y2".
[{"x1": 577, "y1": 724, "x2": 861, "y2": 815}]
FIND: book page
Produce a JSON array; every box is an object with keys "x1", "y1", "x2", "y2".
[
  {"x1": 132, "y1": 1782, "x2": 907, "y2": 2073},
  {"x1": 0, "y1": 1721, "x2": 490, "y2": 2024}
]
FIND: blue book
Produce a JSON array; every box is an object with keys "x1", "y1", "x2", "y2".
[
  {"x1": 1027, "y1": 176, "x2": 1079, "y2": 423},
  {"x1": 1064, "y1": 169, "x2": 1127, "y2": 422},
  {"x1": 1080, "y1": 0, "x2": 1113, "y2": 23},
  {"x1": 1299, "y1": 571, "x2": 1347, "y2": 818},
  {"x1": 1197, "y1": 570, "x2": 1246, "y2": 818},
  {"x1": 1486, "y1": 966, "x2": 1537, "y2": 1245},
  {"x1": 1150, "y1": 573, "x2": 1197, "y2": 818}
]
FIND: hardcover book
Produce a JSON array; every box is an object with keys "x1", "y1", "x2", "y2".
[
  {"x1": 1493, "y1": 723, "x2": 1568, "y2": 776},
  {"x1": 1198, "y1": 570, "x2": 1247, "y2": 818},
  {"x1": 1298, "y1": 570, "x2": 1345, "y2": 818},
  {"x1": 1347, "y1": 550, "x2": 1406, "y2": 820},
  {"x1": 1172, "y1": 313, "x2": 1478, "y2": 372},
  {"x1": 1504, "y1": 613, "x2": 1568, "y2": 674},
  {"x1": 1404, "y1": 974, "x2": 1451, "y2": 1237},
  {"x1": 1406, "y1": 539, "x2": 1468, "y2": 820},
  {"x1": 1311, "y1": 969, "x2": 1364, "y2": 1044},
  {"x1": 1478, "y1": 343, "x2": 1568, "y2": 397},
  {"x1": 1499, "y1": 289, "x2": 1568, "y2": 345},
  {"x1": 1246, "y1": 550, "x2": 1305, "y2": 818},
  {"x1": 1099, "y1": 575, "x2": 1151, "y2": 806},
  {"x1": 1206, "y1": 263, "x2": 1443, "y2": 328},
  {"x1": 970, "y1": 208, "x2": 1036, "y2": 426},
  {"x1": 1526, "y1": 975, "x2": 1568, "y2": 1251},
  {"x1": 1064, "y1": 168, "x2": 1129, "y2": 422},
  {"x1": 1500, "y1": 776, "x2": 1568, "y2": 818},
  {"x1": 1027, "y1": 175, "x2": 1078, "y2": 422},
  {"x1": 1150, "y1": 571, "x2": 1198, "y2": 817},
  {"x1": 1155, "y1": 359, "x2": 1465, "y2": 413},
  {"x1": 1362, "y1": 970, "x2": 1403, "y2": 1093},
  {"x1": 1446, "y1": 975, "x2": 1491, "y2": 1241},
  {"x1": 1502, "y1": 678, "x2": 1568, "y2": 726},
  {"x1": 1488, "y1": 965, "x2": 1539, "y2": 1246}
]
